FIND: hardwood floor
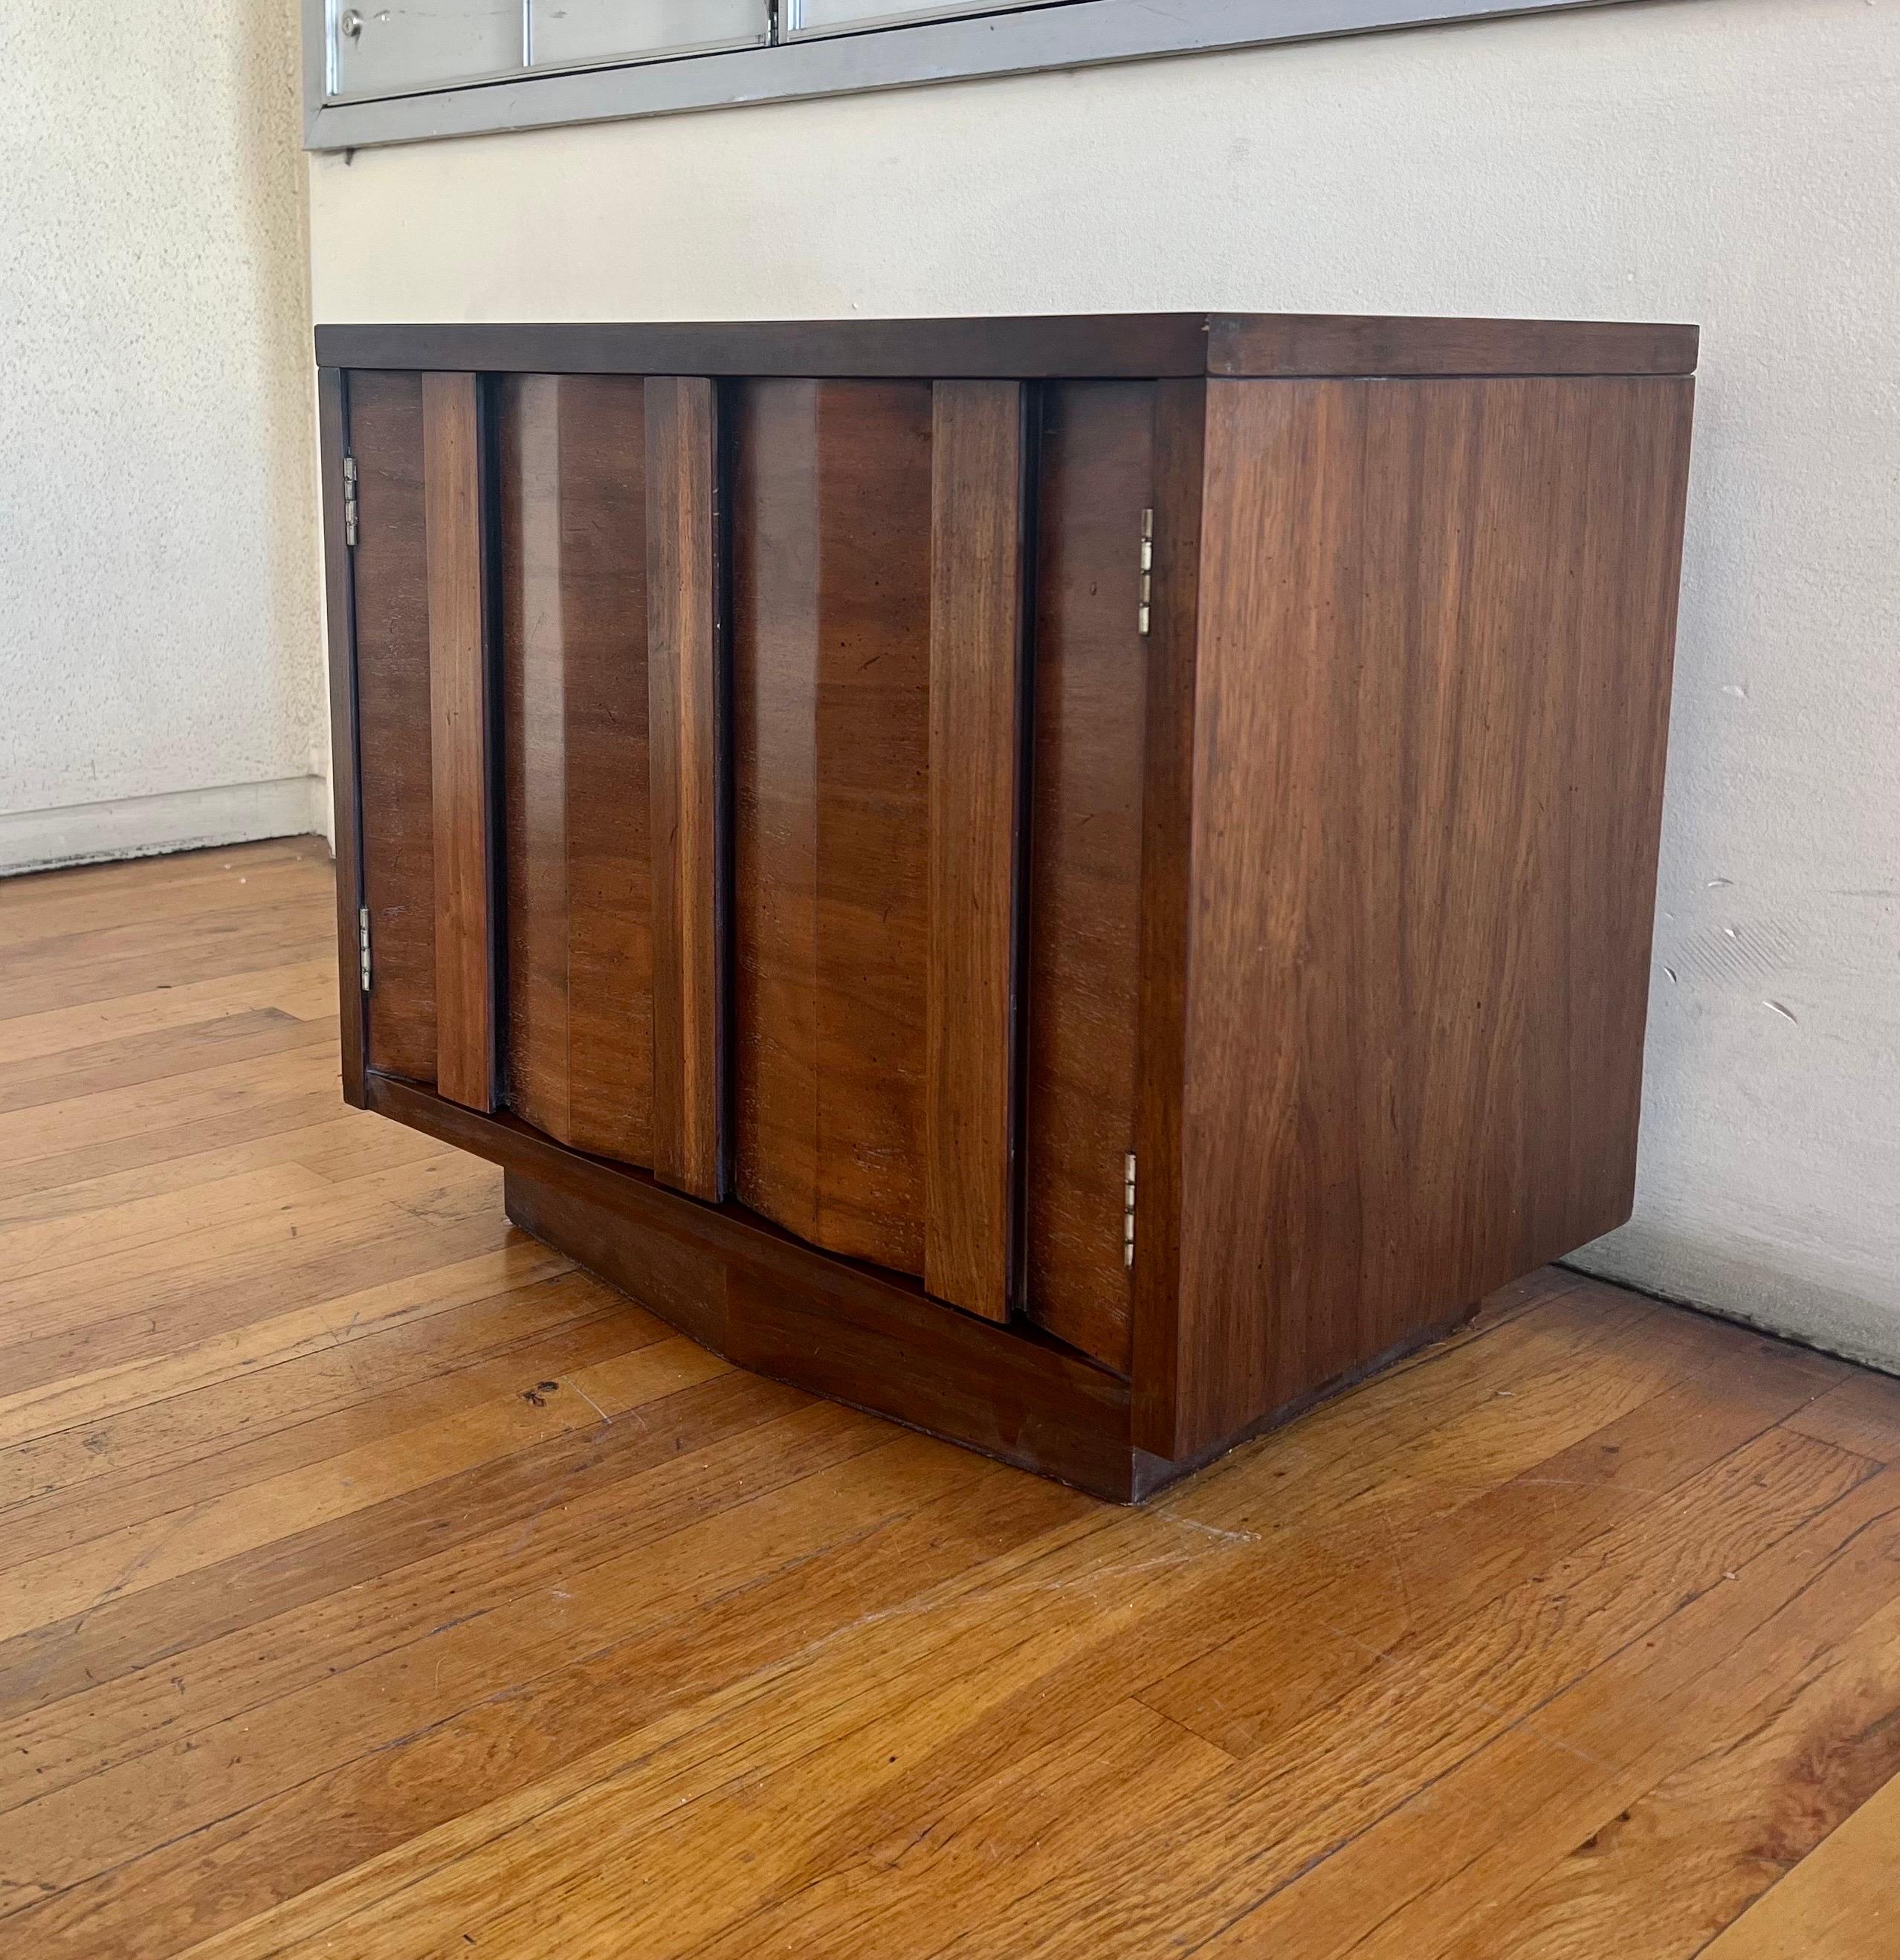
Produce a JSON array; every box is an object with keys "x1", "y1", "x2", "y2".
[{"x1": 2, "y1": 836, "x2": 1899, "y2": 1958}]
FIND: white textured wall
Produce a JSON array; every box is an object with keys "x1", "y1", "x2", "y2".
[
  {"x1": 306, "y1": 0, "x2": 1900, "y2": 1365},
  {"x1": 0, "y1": 0, "x2": 325, "y2": 872}
]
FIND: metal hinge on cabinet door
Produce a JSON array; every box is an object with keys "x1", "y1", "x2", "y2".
[
  {"x1": 343, "y1": 455, "x2": 359, "y2": 547},
  {"x1": 1123, "y1": 1151, "x2": 1137, "y2": 1268},
  {"x1": 358, "y1": 906, "x2": 372, "y2": 992},
  {"x1": 1137, "y1": 509, "x2": 1153, "y2": 635}
]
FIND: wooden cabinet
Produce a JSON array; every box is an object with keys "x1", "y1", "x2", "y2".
[{"x1": 320, "y1": 311, "x2": 1696, "y2": 1501}]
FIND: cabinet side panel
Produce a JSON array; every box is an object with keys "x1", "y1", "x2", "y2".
[
  {"x1": 1023, "y1": 381, "x2": 1154, "y2": 1371},
  {"x1": 1171, "y1": 375, "x2": 1693, "y2": 1455},
  {"x1": 497, "y1": 373, "x2": 654, "y2": 1165},
  {"x1": 349, "y1": 369, "x2": 438, "y2": 1088}
]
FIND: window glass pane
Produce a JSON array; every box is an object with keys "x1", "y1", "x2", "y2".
[
  {"x1": 531, "y1": 0, "x2": 772, "y2": 65},
  {"x1": 330, "y1": 0, "x2": 524, "y2": 100},
  {"x1": 785, "y1": 0, "x2": 1056, "y2": 39}
]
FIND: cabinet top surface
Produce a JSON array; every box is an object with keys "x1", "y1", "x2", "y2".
[{"x1": 315, "y1": 312, "x2": 1698, "y2": 380}]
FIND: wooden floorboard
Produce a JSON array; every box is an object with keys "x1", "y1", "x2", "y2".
[{"x1": 0, "y1": 838, "x2": 1896, "y2": 1956}]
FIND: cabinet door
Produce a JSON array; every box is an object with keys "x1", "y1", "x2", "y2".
[
  {"x1": 344, "y1": 363, "x2": 1146, "y2": 1356},
  {"x1": 730, "y1": 379, "x2": 1027, "y2": 1320},
  {"x1": 346, "y1": 368, "x2": 722, "y2": 1194}
]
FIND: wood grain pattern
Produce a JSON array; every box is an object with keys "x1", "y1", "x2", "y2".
[
  {"x1": 1151, "y1": 373, "x2": 1696, "y2": 1459},
  {"x1": 925, "y1": 379, "x2": 1027, "y2": 1322},
  {"x1": 730, "y1": 380, "x2": 934, "y2": 1274},
  {"x1": 316, "y1": 313, "x2": 1699, "y2": 381},
  {"x1": 644, "y1": 377, "x2": 725, "y2": 1201},
  {"x1": 347, "y1": 369, "x2": 437, "y2": 1088},
  {"x1": 317, "y1": 368, "x2": 366, "y2": 1107},
  {"x1": 496, "y1": 372, "x2": 654, "y2": 1165},
  {"x1": 8, "y1": 838, "x2": 1897, "y2": 1960},
  {"x1": 1699, "y1": 1760, "x2": 1900, "y2": 1959},
  {"x1": 421, "y1": 371, "x2": 496, "y2": 1113},
  {"x1": 1021, "y1": 383, "x2": 1153, "y2": 1370}
]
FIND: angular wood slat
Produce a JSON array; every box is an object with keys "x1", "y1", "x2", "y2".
[
  {"x1": 315, "y1": 313, "x2": 1702, "y2": 383},
  {"x1": 644, "y1": 377, "x2": 725, "y2": 1201},
  {"x1": 925, "y1": 380, "x2": 1029, "y2": 1321},
  {"x1": 349, "y1": 370, "x2": 438, "y2": 1089},
  {"x1": 729, "y1": 380, "x2": 935, "y2": 1276},
  {"x1": 497, "y1": 372, "x2": 655, "y2": 1168},
  {"x1": 421, "y1": 371, "x2": 497, "y2": 1113}
]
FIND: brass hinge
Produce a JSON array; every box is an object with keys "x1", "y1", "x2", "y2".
[
  {"x1": 358, "y1": 905, "x2": 371, "y2": 992},
  {"x1": 1137, "y1": 509, "x2": 1153, "y2": 636},
  {"x1": 1123, "y1": 1151, "x2": 1137, "y2": 1268},
  {"x1": 343, "y1": 455, "x2": 359, "y2": 547}
]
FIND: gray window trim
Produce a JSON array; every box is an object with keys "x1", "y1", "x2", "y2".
[{"x1": 303, "y1": 0, "x2": 1641, "y2": 153}]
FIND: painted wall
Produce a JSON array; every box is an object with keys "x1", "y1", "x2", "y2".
[
  {"x1": 0, "y1": 0, "x2": 326, "y2": 873},
  {"x1": 306, "y1": 0, "x2": 1900, "y2": 1365}
]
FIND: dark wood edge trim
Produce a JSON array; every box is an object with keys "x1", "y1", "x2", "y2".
[
  {"x1": 644, "y1": 375, "x2": 727, "y2": 1201},
  {"x1": 314, "y1": 315, "x2": 1697, "y2": 381},
  {"x1": 317, "y1": 366, "x2": 367, "y2": 1108},
  {"x1": 1001, "y1": 378, "x2": 1038, "y2": 1309},
  {"x1": 713, "y1": 380, "x2": 738, "y2": 1202},
  {"x1": 1129, "y1": 378, "x2": 1206, "y2": 1460}
]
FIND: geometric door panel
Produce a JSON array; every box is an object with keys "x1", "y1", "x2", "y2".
[
  {"x1": 497, "y1": 373, "x2": 656, "y2": 1168},
  {"x1": 728, "y1": 377, "x2": 1027, "y2": 1322},
  {"x1": 349, "y1": 366, "x2": 721, "y2": 1196}
]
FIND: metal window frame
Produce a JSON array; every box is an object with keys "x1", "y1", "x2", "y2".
[{"x1": 303, "y1": 0, "x2": 1641, "y2": 152}]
